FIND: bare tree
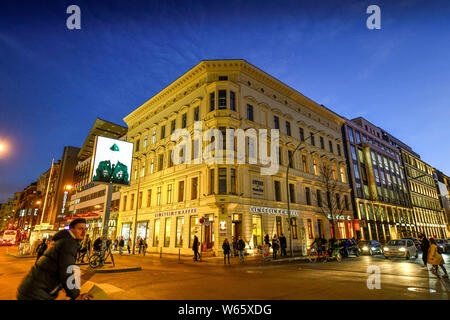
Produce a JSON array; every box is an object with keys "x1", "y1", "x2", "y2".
[{"x1": 313, "y1": 163, "x2": 348, "y2": 239}]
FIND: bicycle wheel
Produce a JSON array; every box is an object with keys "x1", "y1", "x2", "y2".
[
  {"x1": 89, "y1": 254, "x2": 102, "y2": 268},
  {"x1": 308, "y1": 251, "x2": 318, "y2": 263}
]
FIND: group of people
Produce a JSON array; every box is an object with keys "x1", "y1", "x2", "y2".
[
  {"x1": 217, "y1": 234, "x2": 288, "y2": 264},
  {"x1": 419, "y1": 234, "x2": 448, "y2": 278}
]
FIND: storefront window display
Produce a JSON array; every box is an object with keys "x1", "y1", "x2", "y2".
[
  {"x1": 189, "y1": 216, "x2": 199, "y2": 248},
  {"x1": 153, "y1": 219, "x2": 160, "y2": 247},
  {"x1": 252, "y1": 215, "x2": 262, "y2": 248},
  {"x1": 136, "y1": 221, "x2": 149, "y2": 242},
  {"x1": 121, "y1": 223, "x2": 132, "y2": 246},
  {"x1": 176, "y1": 216, "x2": 184, "y2": 248},
  {"x1": 164, "y1": 218, "x2": 171, "y2": 247}
]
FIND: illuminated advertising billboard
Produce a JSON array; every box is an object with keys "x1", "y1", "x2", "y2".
[{"x1": 90, "y1": 136, "x2": 133, "y2": 186}]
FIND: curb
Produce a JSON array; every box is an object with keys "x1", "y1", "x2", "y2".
[
  {"x1": 88, "y1": 266, "x2": 142, "y2": 274},
  {"x1": 6, "y1": 254, "x2": 35, "y2": 259}
]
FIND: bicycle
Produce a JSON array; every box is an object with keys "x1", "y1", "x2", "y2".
[{"x1": 88, "y1": 247, "x2": 115, "y2": 268}]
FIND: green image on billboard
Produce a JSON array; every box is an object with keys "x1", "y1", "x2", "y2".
[{"x1": 92, "y1": 143, "x2": 130, "y2": 185}]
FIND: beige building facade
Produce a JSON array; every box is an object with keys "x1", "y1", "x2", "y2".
[{"x1": 118, "y1": 60, "x2": 353, "y2": 256}]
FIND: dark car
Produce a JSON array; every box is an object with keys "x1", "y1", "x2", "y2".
[
  {"x1": 358, "y1": 240, "x2": 383, "y2": 256},
  {"x1": 436, "y1": 239, "x2": 448, "y2": 253},
  {"x1": 329, "y1": 238, "x2": 361, "y2": 257},
  {"x1": 404, "y1": 237, "x2": 421, "y2": 252}
]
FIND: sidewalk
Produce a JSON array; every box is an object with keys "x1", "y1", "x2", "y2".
[{"x1": 112, "y1": 250, "x2": 309, "y2": 266}]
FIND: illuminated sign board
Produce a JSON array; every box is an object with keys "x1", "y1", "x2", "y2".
[{"x1": 90, "y1": 136, "x2": 134, "y2": 186}]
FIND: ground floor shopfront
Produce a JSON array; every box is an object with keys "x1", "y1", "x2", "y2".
[
  {"x1": 356, "y1": 200, "x2": 418, "y2": 242},
  {"x1": 117, "y1": 202, "x2": 356, "y2": 257}
]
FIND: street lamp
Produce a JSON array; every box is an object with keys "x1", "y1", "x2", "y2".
[
  {"x1": 131, "y1": 151, "x2": 150, "y2": 254},
  {"x1": 286, "y1": 130, "x2": 322, "y2": 257}
]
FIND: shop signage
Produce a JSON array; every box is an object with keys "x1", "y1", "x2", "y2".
[
  {"x1": 219, "y1": 221, "x2": 226, "y2": 236},
  {"x1": 61, "y1": 191, "x2": 68, "y2": 214},
  {"x1": 155, "y1": 208, "x2": 197, "y2": 218},
  {"x1": 250, "y1": 206, "x2": 299, "y2": 216},
  {"x1": 251, "y1": 179, "x2": 264, "y2": 198},
  {"x1": 328, "y1": 214, "x2": 352, "y2": 221},
  {"x1": 121, "y1": 216, "x2": 133, "y2": 222}
]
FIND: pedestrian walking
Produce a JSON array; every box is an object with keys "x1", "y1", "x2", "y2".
[
  {"x1": 428, "y1": 238, "x2": 448, "y2": 278},
  {"x1": 264, "y1": 234, "x2": 271, "y2": 246},
  {"x1": 32, "y1": 239, "x2": 41, "y2": 256},
  {"x1": 114, "y1": 239, "x2": 118, "y2": 251},
  {"x1": 93, "y1": 236, "x2": 103, "y2": 252},
  {"x1": 192, "y1": 235, "x2": 200, "y2": 261},
  {"x1": 78, "y1": 234, "x2": 90, "y2": 263},
  {"x1": 222, "y1": 238, "x2": 231, "y2": 264},
  {"x1": 138, "y1": 237, "x2": 143, "y2": 254},
  {"x1": 272, "y1": 235, "x2": 279, "y2": 260},
  {"x1": 17, "y1": 218, "x2": 92, "y2": 300},
  {"x1": 118, "y1": 236, "x2": 125, "y2": 256},
  {"x1": 142, "y1": 238, "x2": 148, "y2": 256},
  {"x1": 35, "y1": 238, "x2": 47, "y2": 262},
  {"x1": 237, "y1": 236, "x2": 246, "y2": 263},
  {"x1": 418, "y1": 234, "x2": 430, "y2": 269},
  {"x1": 279, "y1": 233, "x2": 287, "y2": 257},
  {"x1": 127, "y1": 238, "x2": 131, "y2": 254}
]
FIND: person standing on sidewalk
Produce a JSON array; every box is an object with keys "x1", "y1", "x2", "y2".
[
  {"x1": 279, "y1": 234, "x2": 287, "y2": 257},
  {"x1": 237, "y1": 236, "x2": 246, "y2": 263},
  {"x1": 17, "y1": 218, "x2": 92, "y2": 300},
  {"x1": 418, "y1": 234, "x2": 430, "y2": 269},
  {"x1": 35, "y1": 238, "x2": 47, "y2": 262},
  {"x1": 222, "y1": 238, "x2": 231, "y2": 264},
  {"x1": 118, "y1": 236, "x2": 125, "y2": 256},
  {"x1": 272, "y1": 235, "x2": 280, "y2": 260},
  {"x1": 142, "y1": 238, "x2": 148, "y2": 256},
  {"x1": 193, "y1": 235, "x2": 200, "y2": 261},
  {"x1": 127, "y1": 238, "x2": 132, "y2": 254},
  {"x1": 77, "y1": 235, "x2": 90, "y2": 263},
  {"x1": 428, "y1": 238, "x2": 449, "y2": 278}
]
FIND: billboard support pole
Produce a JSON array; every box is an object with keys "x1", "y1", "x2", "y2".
[{"x1": 100, "y1": 183, "x2": 113, "y2": 263}]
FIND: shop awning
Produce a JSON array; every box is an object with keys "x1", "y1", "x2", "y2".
[{"x1": 63, "y1": 212, "x2": 101, "y2": 220}]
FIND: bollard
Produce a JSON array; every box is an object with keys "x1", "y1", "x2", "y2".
[
  {"x1": 178, "y1": 248, "x2": 181, "y2": 262},
  {"x1": 160, "y1": 246, "x2": 162, "y2": 259}
]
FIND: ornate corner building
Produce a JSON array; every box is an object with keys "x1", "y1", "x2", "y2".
[{"x1": 118, "y1": 60, "x2": 354, "y2": 257}]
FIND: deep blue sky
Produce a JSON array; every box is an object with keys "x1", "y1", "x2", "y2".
[{"x1": 1, "y1": 0, "x2": 449, "y2": 202}]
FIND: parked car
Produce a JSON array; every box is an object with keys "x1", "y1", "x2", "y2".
[
  {"x1": 329, "y1": 238, "x2": 361, "y2": 257},
  {"x1": 383, "y1": 239, "x2": 418, "y2": 260},
  {"x1": 435, "y1": 239, "x2": 448, "y2": 253},
  {"x1": 358, "y1": 240, "x2": 383, "y2": 256}
]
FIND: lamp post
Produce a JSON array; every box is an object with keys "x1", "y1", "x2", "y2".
[
  {"x1": 285, "y1": 130, "x2": 322, "y2": 257},
  {"x1": 131, "y1": 152, "x2": 149, "y2": 255},
  {"x1": 63, "y1": 185, "x2": 73, "y2": 219}
]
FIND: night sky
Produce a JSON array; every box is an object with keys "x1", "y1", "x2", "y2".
[{"x1": 1, "y1": 0, "x2": 449, "y2": 202}]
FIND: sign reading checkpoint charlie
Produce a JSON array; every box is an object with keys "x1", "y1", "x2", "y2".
[{"x1": 90, "y1": 136, "x2": 134, "y2": 186}]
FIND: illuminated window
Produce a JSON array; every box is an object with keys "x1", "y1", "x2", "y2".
[
  {"x1": 164, "y1": 218, "x2": 171, "y2": 247},
  {"x1": 167, "y1": 184, "x2": 173, "y2": 204},
  {"x1": 153, "y1": 219, "x2": 160, "y2": 247},
  {"x1": 176, "y1": 217, "x2": 184, "y2": 248},
  {"x1": 307, "y1": 219, "x2": 314, "y2": 239},
  {"x1": 252, "y1": 215, "x2": 262, "y2": 247}
]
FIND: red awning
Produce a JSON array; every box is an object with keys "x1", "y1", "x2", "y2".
[{"x1": 63, "y1": 212, "x2": 101, "y2": 220}]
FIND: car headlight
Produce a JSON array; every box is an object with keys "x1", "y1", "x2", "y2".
[
  {"x1": 383, "y1": 247, "x2": 389, "y2": 251},
  {"x1": 362, "y1": 247, "x2": 369, "y2": 251},
  {"x1": 399, "y1": 247, "x2": 406, "y2": 252}
]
